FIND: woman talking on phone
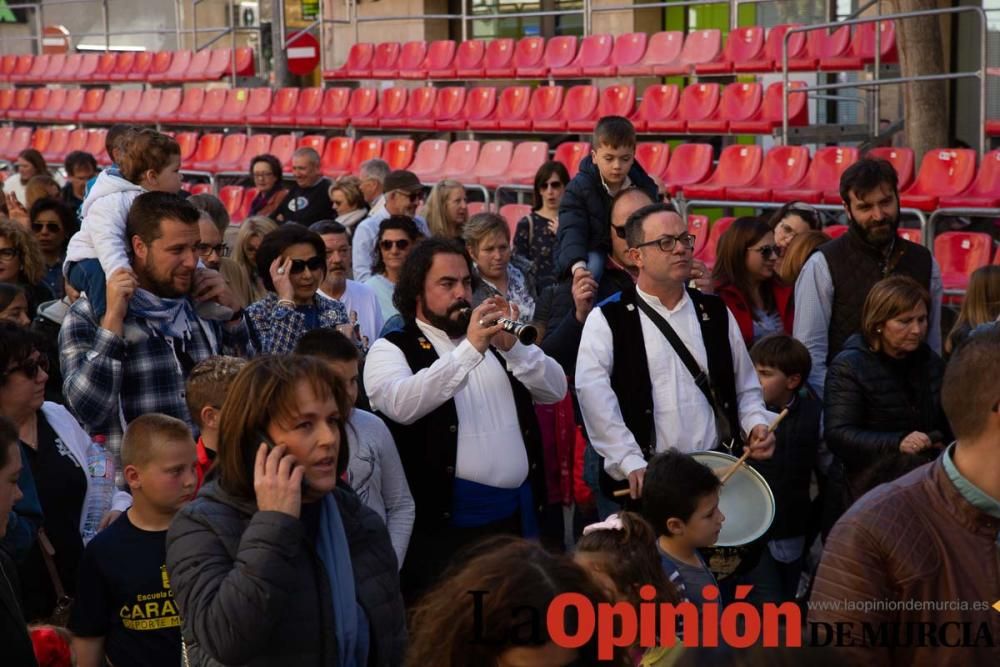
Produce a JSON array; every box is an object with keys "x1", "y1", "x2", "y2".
[{"x1": 166, "y1": 355, "x2": 406, "y2": 666}]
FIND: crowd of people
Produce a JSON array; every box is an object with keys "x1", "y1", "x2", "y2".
[{"x1": 0, "y1": 115, "x2": 998, "y2": 667}]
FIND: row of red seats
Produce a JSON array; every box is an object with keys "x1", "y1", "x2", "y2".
[
  {"x1": 0, "y1": 126, "x2": 110, "y2": 164},
  {"x1": 0, "y1": 81, "x2": 808, "y2": 135},
  {"x1": 323, "y1": 23, "x2": 896, "y2": 81},
  {"x1": 0, "y1": 48, "x2": 254, "y2": 85}
]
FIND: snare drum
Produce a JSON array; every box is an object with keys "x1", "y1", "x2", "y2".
[{"x1": 690, "y1": 450, "x2": 776, "y2": 547}]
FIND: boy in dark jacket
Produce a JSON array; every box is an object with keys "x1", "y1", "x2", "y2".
[
  {"x1": 555, "y1": 116, "x2": 658, "y2": 279},
  {"x1": 746, "y1": 335, "x2": 822, "y2": 603}
]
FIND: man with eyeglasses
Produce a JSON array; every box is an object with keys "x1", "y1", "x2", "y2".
[
  {"x1": 575, "y1": 203, "x2": 774, "y2": 510},
  {"x1": 351, "y1": 170, "x2": 430, "y2": 283},
  {"x1": 272, "y1": 148, "x2": 333, "y2": 227}
]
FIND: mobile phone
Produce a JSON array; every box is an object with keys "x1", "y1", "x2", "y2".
[{"x1": 254, "y1": 429, "x2": 310, "y2": 495}]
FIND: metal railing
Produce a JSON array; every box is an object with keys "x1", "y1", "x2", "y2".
[{"x1": 781, "y1": 5, "x2": 989, "y2": 154}]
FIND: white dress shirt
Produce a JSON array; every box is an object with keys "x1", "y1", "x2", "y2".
[
  {"x1": 365, "y1": 319, "x2": 567, "y2": 488},
  {"x1": 575, "y1": 286, "x2": 771, "y2": 480}
]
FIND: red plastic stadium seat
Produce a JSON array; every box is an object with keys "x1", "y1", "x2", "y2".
[
  {"x1": 426, "y1": 86, "x2": 467, "y2": 130},
  {"x1": 0, "y1": 89, "x2": 13, "y2": 118},
  {"x1": 383, "y1": 138, "x2": 415, "y2": 171},
  {"x1": 8, "y1": 55, "x2": 34, "y2": 84},
  {"x1": 217, "y1": 88, "x2": 249, "y2": 125},
  {"x1": 127, "y1": 51, "x2": 154, "y2": 81},
  {"x1": 389, "y1": 87, "x2": 437, "y2": 129},
  {"x1": 422, "y1": 140, "x2": 480, "y2": 182},
  {"x1": 51, "y1": 89, "x2": 81, "y2": 123},
  {"x1": 657, "y1": 83, "x2": 720, "y2": 134},
  {"x1": 75, "y1": 89, "x2": 106, "y2": 124},
  {"x1": 938, "y1": 149, "x2": 1000, "y2": 208},
  {"x1": 31, "y1": 128, "x2": 52, "y2": 155},
  {"x1": 42, "y1": 128, "x2": 71, "y2": 163},
  {"x1": 187, "y1": 183, "x2": 212, "y2": 196},
  {"x1": 268, "y1": 134, "x2": 296, "y2": 171},
  {"x1": 424, "y1": 40, "x2": 457, "y2": 78},
  {"x1": 824, "y1": 224, "x2": 849, "y2": 239},
  {"x1": 897, "y1": 228, "x2": 923, "y2": 245},
  {"x1": 153, "y1": 49, "x2": 193, "y2": 83},
  {"x1": 934, "y1": 232, "x2": 994, "y2": 292},
  {"x1": 173, "y1": 88, "x2": 206, "y2": 124},
  {"x1": 205, "y1": 48, "x2": 245, "y2": 80},
  {"x1": 725, "y1": 145, "x2": 810, "y2": 201},
  {"x1": 525, "y1": 86, "x2": 566, "y2": 132},
  {"x1": 194, "y1": 88, "x2": 227, "y2": 125},
  {"x1": 865, "y1": 148, "x2": 913, "y2": 194},
  {"x1": 62, "y1": 129, "x2": 88, "y2": 158},
  {"x1": 292, "y1": 87, "x2": 323, "y2": 126},
  {"x1": 0, "y1": 128, "x2": 13, "y2": 160},
  {"x1": 466, "y1": 202, "x2": 488, "y2": 217},
  {"x1": 348, "y1": 138, "x2": 383, "y2": 175},
  {"x1": 397, "y1": 41, "x2": 430, "y2": 80},
  {"x1": 657, "y1": 29, "x2": 722, "y2": 76},
  {"x1": 156, "y1": 88, "x2": 184, "y2": 125},
  {"x1": 321, "y1": 137, "x2": 354, "y2": 178},
  {"x1": 370, "y1": 42, "x2": 402, "y2": 78},
  {"x1": 789, "y1": 26, "x2": 850, "y2": 71},
  {"x1": 241, "y1": 88, "x2": 272, "y2": 126},
  {"x1": 25, "y1": 55, "x2": 50, "y2": 82},
  {"x1": 147, "y1": 51, "x2": 173, "y2": 81},
  {"x1": 407, "y1": 140, "x2": 449, "y2": 181},
  {"x1": 452, "y1": 87, "x2": 497, "y2": 130},
  {"x1": 42, "y1": 54, "x2": 67, "y2": 81},
  {"x1": 347, "y1": 87, "x2": 379, "y2": 127},
  {"x1": 184, "y1": 49, "x2": 212, "y2": 82},
  {"x1": 186, "y1": 133, "x2": 223, "y2": 171},
  {"x1": 499, "y1": 204, "x2": 532, "y2": 234},
  {"x1": 554, "y1": 141, "x2": 589, "y2": 178},
  {"x1": 298, "y1": 135, "x2": 326, "y2": 159},
  {"x1": 468, "y1": 141, "x2": 513, "y2": 184},
  {"x1": 92, "y1": 89, "x2": 125, "y2": 125},
  {"x1": 36, "y1": 89, "x2": 68, "y2": 122},
  {"x1": 635, "y1": 143, "x2": 671, "y2": 181},
  {"x1": 821, "y1": 21, "x2": 897, "y2": 71},
  {"x1": 5, "y1": 88, "x2": 32, "y2": 121},
  {"x1": 688, "y1": 82, "x2": 762, "y2": 134},
  {"x1": 683, "y1": 144, "x2": 763, "y2": 200},
  {"x1": 211, "y1": 134, "x2": 250, "y2": 172},
  {"x1": 537, "y1": 84, "x2": 598, "y2": 132},
  {"x1": 57, "y1": 53, "x2": 83, "y2": 82},
  {"x1": 696, "y1": 26, "x2": 764, "y2": 74},
  {"x1": 327, "y1": 43, "x2": 373, "y2": 79},
  {"x1": 630, "y1": 84, "x2": 680, "y2": 133},
  {"x1": 484, "y1": 38, "x2": 519, "y2": 78},
  {"x1": 267, "y1": 87, "x2": 299, "y2": 125},
  {"x1": 453, "y1": 40, "x2": 487, "y2": 78},
  {"x1": 363, "y1": 87, "x2": 406, "y2": 129},
  {"x1": 0, "y1": 54, "x2": 17, "y2": 82},
  {"x1": 115, "y1": 89, "x2": 145, "y2": 124},
  {"x1": 231, "y1": 134, "x2": 273, "y2": 174},
  {"x1": 899, "y1": 148, "x2": 977, "y2": 211},
  {"x1": 234, "y1": 187, "x2": 256, "y2": 222},
  {"x1": 686, "y1": 215, "x2": 710, "y2": 258},
  {"x1": 553, "y1": 33, "x2": 613, "y2": 78},
  {"x1": 697, "y1": 217, "x2": 736, "y2": 268},
  {"x1": 479, "y1": 141, "x2": 548, "y2": 189},
  {"x1": 86, "y1": 129, "x2": 111, "y2": 166},
  {"x1": 774, "y1": 146, "x2": 859, "y2": 203},
  {"x1": 729, "y1": 81, "x2": 807, "y2": 135},
  {"x1": 108, "y1": 52, "x2": 134, "y2": 81},
  {"x1": 308, "y1": 87, "x2": 348, "y2": 128},
  {"x1": 484, "y1": 86, "x2": 532, "y2": 131},
  {"x1": 566, "y1": 84, "x2": 635, "y2": 133},
  {"x1": 530, "y1": 35, "x2": 577, "y2": 78},
  {"x1": 736, "y1": 24, "x2": 806, "y2": 73},
  {"x1": 4, "y1": 127, "x2": 33, "y2": 161},
  {"x1": 23, "y1": 89, "x2": 52, "y2": 122},
  {"x1": 168, "y1": 131, "x2": 197, "y2": 168},
  {"x1": 218, "y1": 185, "x2": 245, "y2": 220},
  {"x1": 608, "y1": 32, "x2": 649, "y2": 76}
]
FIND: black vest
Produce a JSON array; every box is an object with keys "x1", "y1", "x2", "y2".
[
  {"x1": 819, "y1": 228, "x2": 932, "y2": 362},
  {"x1": 599, "y1": 285, "x2": 742, "y2": 464},
  {"x1": 380, "y1": 322, "x2": 545, "y2": 530}
]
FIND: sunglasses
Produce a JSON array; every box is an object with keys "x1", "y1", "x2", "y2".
[
  {"x1": 31, "y1": 222, "x2": 62, "y2": 234},
  {"x1": 749, "y1": 245, "x2": 780, "y2": 259},
  {"x1": 380, "y1": 239, "x2": 411, "y2": 252},
  {"x1": 196, "y1": 242, "x2": 228, "y2": 258},
  {"x1": 394, "y1": 190, "x2": 422, "y2": 202},
  {"x1": 634, "y1": 233, "x2": 696, "y2": 253},
  {"x1": 288, "y1": 256, "x2": 325, "y2": 274},
  {"x1": 4, "y1": 354, "x2": 49, "y2": 380},
  {"x1": 541, "y1": 180, "x2": 564, "y2": 191}
]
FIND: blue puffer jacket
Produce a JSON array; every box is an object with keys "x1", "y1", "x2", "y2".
[{"x1": 554, "y1": 154, "x2": 658, "y2": 276}]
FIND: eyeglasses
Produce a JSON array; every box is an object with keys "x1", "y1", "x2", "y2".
[
  {"x1": 0, "y1": 248, "x2": 19, "y2": 262},
  {"x1": 541, "y1": 180, "x2": 564, "y2": 191},
  {"x1": 633, "y1": 233, "x2": 696, "y2": 253},
  {"x1": 252, "y1": 171, "x2": 276, "y2": 179},
  {"x1": 380, "y1": 239, "x2": 411, "y2": 252},
  {"x1": 196, "y1": 242, "x2": 227, "y2": 258},
  {"x1": 31, "y1": 222, "x2": 62, "y2": 234},
  {"x1": 3, "y1": 354, "x2": 49, "y2": 380},
  {"x1": 749, "y1": 245, "x2": 780, "y2": 259},
  {"x1": 288, "y1": 256, "x2": 325, "y2": 274},
  {"x1": 612, "y1": 224, "x2": 628, "y2": 240},
  {"x1": 393, "y1": 190, "x2": 422, "y2": 202}
]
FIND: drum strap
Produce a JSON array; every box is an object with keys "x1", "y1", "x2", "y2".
[{"x1": 634, "y1": 297, "x2": 736, "y2": 447}]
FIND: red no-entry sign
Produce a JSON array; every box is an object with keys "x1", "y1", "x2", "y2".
[{"x1": 287, "y1": 31, "x2": 320, "y2": 76}]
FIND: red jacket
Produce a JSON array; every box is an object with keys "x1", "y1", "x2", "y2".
[{"x1": 716, "y1": 280, "x2": 794, "y2": 346}]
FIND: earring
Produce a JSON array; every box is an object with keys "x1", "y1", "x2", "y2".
[{"x1": 876, "y1": 328, "x2": 882, "y2": 333}]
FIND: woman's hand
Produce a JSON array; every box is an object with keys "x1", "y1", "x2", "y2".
[
  {"x1": 269, "y1": 257, "x2": 296, "y2": 302},
  {"x1": 899, "y1": 431, "x2": 932, "y2": 455},
  {"x1": 253, "y1": 443, "x2": 303, "y2": 518},
  {"x1": 5, "y1": 192, "x2": 28, "y2": 229}
]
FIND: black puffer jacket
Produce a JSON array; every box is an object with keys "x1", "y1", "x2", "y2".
[
  {"x1": 166, "y1": 480, "x2": 406, "y2": 667},
  {"x1": 555, "y1": 155, "x2": 658, "y2": 276},
  {"x1": 824, "y1": 334, "x2": 951, "y2": 509}
]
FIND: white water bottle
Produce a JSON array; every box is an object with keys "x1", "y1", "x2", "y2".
[{"x1": 82, "y1": 435, "x2": 114, "y2": 544}]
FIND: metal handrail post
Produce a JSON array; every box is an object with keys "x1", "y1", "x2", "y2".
[
  {"x1": 460, "y1": 0, "x2": 467, "y2": 42},
  {"x1": 102, "y1": 0, "x2": 110, "y2": 51},
  {"x1": 873, "y1": 0, "x2": 881, "y2": 135},
  {"x1": 319, "y1": 0, "x2": 326, "y2": 76},
  {"x1": 230, "y1": 22, "x2": 237, "y2": 87}
]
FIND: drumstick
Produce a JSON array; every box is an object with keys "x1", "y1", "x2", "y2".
[{"x1": 718, "y1": 407, "x2": 789, "y2": 485}]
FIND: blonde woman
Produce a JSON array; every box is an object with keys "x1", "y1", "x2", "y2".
[
  {"x1": 222, "y1": 215, "x2": 278, "y2": 307},
  {"x1": 0, "y1": 218, "x2": 53, "y2": 315},
  {"x1": 421, "y1": 179, "x2": 468, "y2": 239},
  {"x1": 945, "y1": 265, "x2": 1000, "y2": 356},
  {"x1": 329, "y1": 175, "x2": 368, "y2": 232},
  {"x1": 463, "y1": 212, "x2": 537, "y2": 324}
]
